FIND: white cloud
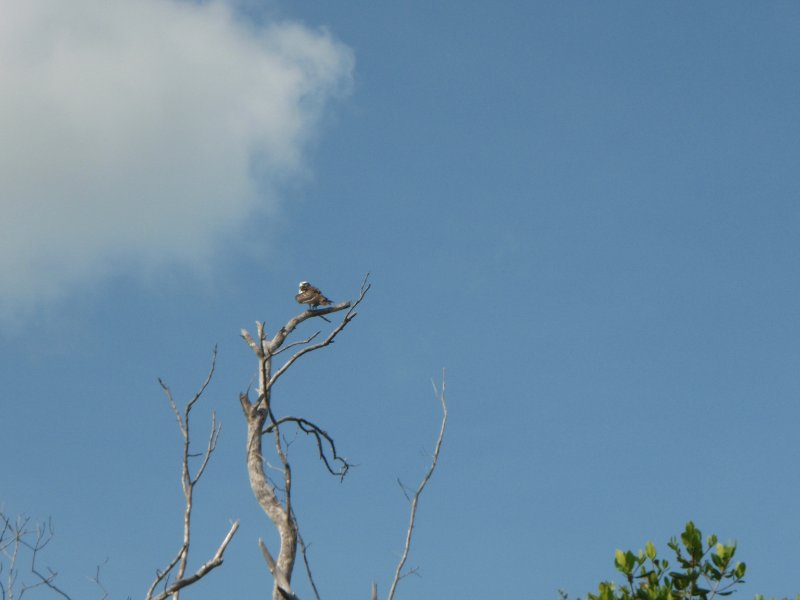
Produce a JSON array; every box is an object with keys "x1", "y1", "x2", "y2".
[{"x1": 0, "y1": 0, "x2": 353, "y2": 321}]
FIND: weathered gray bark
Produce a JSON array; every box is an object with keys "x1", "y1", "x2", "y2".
[
  {"x1": 239, "y1": 278, "x2": 369, "y2": 600},
  {"x1": 241, "y1": 393, "x2": 298, "y2": 599}
]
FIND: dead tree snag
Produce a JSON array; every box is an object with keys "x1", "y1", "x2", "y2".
[{"x1": 239, "y1": 276, "x2": 371, "y2": 600}]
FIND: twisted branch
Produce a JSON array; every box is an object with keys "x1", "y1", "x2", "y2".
[{"x1": 264, "y1": 416, "x2": 351, "y2": 479}]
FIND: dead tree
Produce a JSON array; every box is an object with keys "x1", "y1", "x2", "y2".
[
  {"x1": 147, "y1": 348, "x2": 239, "y2": 600},
  {"x1": 239, "y1": 276, "x2": 369, "y2": 599},
  {"x1": 239, "y1": 276, "x2": 447, "y2": 600}
]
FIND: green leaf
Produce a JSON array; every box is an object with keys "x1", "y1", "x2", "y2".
[
  {"x1": 624, "y1": 550, "x2": 636, "y2": 572},
  {"x1": 645, "y1": 541, "x2": 656, "y2": 560},
  {"x1": 681, "y1": 522, "x2": 703, "y2": 559},
  {"x1": 734, "y1": 561, "x2": 746, "y2": 578},
  {"x1": 711, "y1": 552, "x2": 724, "y2": 568},
  {"x1": 615, "y1": 549, "x2": 627, "y2": 570}
]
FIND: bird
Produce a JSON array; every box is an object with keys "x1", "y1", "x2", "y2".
[{"x1": 295, "y1": 281, "x2": 332, "y2": 310}]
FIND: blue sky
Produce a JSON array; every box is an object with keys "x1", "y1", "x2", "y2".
[{"x1": 2, "y1": 1, "x2": 799, "y2": 598}]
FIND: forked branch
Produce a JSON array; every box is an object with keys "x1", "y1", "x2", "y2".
[
  {"x1": 0, "y1": 513, "x2": 81, "y2": 600},
  {"x1": 148, "y1": 522, "x2": 239, "y2": 600},
  {"x1": 147, "y1": 349, "x2": 239, "y2": 600},
  {"x1": 239, "y1": 275, "x2": 372, "y2": 396},
  {"x1": 386, "y1": 371, "x2": 448, "y2": 600},
  {"x1": 269, "y1": 301, "x2": 365, "y2": 388}
]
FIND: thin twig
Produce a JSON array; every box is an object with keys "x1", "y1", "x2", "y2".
[
  {"x1": 289, "y1": 508, "x2": 321, "y2": 600},
  {"x1": 87, "y1": 558, "x2": 109, "y2": 600},
  {"x1": 263, "y1": 417, "x2": 351, "y2": 479},
  {"x1": 298, "y1": 532, "x2": 321, "y2": 600},
  {"x1": 27, "y1": 521, "x2": 72, "y2": 600},
  {"x1": 272, "y1": 332, "x2": 321, "y2": 356},
  {"x1": 396, "y1": 479, "x2": 412, "y2": 503}
]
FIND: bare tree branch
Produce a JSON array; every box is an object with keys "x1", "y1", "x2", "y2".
[
  {"x1": 147, "y1": 349, "x2": 239, "y2": 600},
  {"x1": 88, "y1": 559, "x2": 109, "y2": 600},
  {"x1": 396, "y1": 479, "x2": 412, "y2": 503},
  {"x1": 192, "y1": 411, "x2": 220, "y2": 485},
  {"x1": 297, "y1": 530, "x2": 321, "y2": 600},
  {"x1": 268, "y1": 301, "x2": 351, "y2": 352},
  {"x1": 259, "y1": 540, "x2": 297, "y2": 600},
  {"x1": 1, "y1": 514, "x2": 24, "y2": 600},
  {"x1": 27, "y1": 521, "x2": 73, "y2": 600},
  {"x1": 272, "y1": 332, "x2": 321, "y2": 356},
  {"x1": 240, "y1": 329, "x2": 261, "y2": 356},
  {"x1": 269, "y1": 280, "x2": 371, "y2": 389},
  {"x1": 263, "y1": 417, "x2": 351, "y2": 479},
  {"x1": 0, "y1": 512, "x2": 76, "y2": 600},
  {"x1": 386, "y1": 370, "x2": 448, "y2": 600},
  {"x1": 149, "y1": 521, "x2": 239, "y2": 600}
]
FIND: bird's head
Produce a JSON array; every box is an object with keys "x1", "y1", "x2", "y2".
[{"x1": 298, "y1": 281, "x2": 310, "y2": 291}]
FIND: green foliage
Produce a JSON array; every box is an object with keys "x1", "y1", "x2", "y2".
[
  {"x1": 567, "y1": 522, "x2": 747, "y2": 600},
  {"x1": 559, "y1": 522, "x2": 799, "y2": 600}
]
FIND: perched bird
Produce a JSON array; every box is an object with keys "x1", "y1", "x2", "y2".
[{"x1": 295, "y1": 281, "x2": 332, "y2": 310}]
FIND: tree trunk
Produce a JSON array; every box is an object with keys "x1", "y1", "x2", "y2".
[{"x1": 244, "y1": 402, "x2": 297, "y2": 600}]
